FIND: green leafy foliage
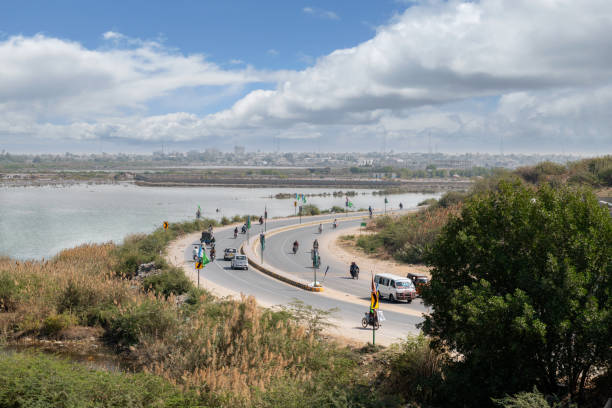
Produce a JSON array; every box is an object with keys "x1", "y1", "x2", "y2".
[
  {"x1": 300, "y1": 204, "x2": 321, "y2": 215},
  {"x1": 0, "y1": 352, "x2": 204, "y2": 407},
  {"x1": 422, "y1": 181, "x2": 612, "y2": 406},
  {"x1": 142, "y1": 266, "x2": 192, "y2": 297}
]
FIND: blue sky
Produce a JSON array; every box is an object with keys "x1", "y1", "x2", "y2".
[
  {"x1": 0, "y1": 1, "x2": 398, "y2": 70},
  {"x1": 1, "y1": 1, "x2": 611, "y2": 154}
]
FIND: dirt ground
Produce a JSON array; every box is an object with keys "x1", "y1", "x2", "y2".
[{"x1": 321, "y1": 225, "x2": 431, "y2": 278}]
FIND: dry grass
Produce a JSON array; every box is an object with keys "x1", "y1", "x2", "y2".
[{"x1": 0, "y1": 235, "x2": 380, "y2": 406}]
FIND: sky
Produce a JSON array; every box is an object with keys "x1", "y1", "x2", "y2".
[{"x1": 0, "y1": 0, "x2": 611, "y2": 154}]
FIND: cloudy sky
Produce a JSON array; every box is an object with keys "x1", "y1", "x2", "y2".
[{"x1": 1, "y1": 0, "x2": 611, "y2": 154}]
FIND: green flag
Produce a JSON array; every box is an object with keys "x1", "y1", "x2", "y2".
[
  {"x1": 348, "y1": 201, "x2": 353, "y2": 208},
  {"x1": 202, "y1": 251, "x2": 210, "y2": 266}
]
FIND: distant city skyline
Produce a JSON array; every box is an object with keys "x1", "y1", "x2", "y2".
[{"x1": 1, "y1": 1, "x2": 611, "y2": 154}]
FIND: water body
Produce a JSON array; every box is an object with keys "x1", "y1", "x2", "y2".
[{"x1": 0, "y1": 184, "x2": 439, "y2": 260}]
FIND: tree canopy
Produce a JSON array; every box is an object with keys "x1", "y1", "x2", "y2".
[{"x1": 421, "y1": 182, "x2": 611, "y2": 406}]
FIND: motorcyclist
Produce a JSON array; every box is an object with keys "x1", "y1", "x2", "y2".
[
  {"x1": 210, "y1": 247, "x2": 216, "y2": 261},
  {"x1": 313, "y1": 239, "x2": 319, "y2": 250},
  {"x1": 350, "y1": 262, "x2": 360, "y2": 279},
  {"x1": 241, "y1": 224, "x2": 247, "y2": 234},
  {"x1": 333, "y1": 218, "x2": 337, "y2": 228},
  {"x1": 234, "y1": 227, "x2": 238, "y2": 238},
  {"x1": 292, "y1": 240, "x2": 299, "y2": 254},
  {"x1": 318, "y1": 223, "x2": 323, "y2": 233},
  {"x1": 259, "y1": 216, "x2": 264, "y2": 225}
]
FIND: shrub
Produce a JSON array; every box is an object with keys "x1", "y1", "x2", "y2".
[
  {"x1": 104, "y1": 299, "x2": 178, "y2": 348},
  {"x1": 330, "y1": 205, "x2": 345, "y2": 213},
  {"x1": 301, "y1": 204, "x2": 321, "y2": 215},
  {"x1": 418, "y1": 198, "x2": 438, "y2": 206},
  {"x1": 0, "y1": 353, "x2": 204, "y2": 407},
  {"x1": 0, "y1": 270, "x2": 18, "y2": 311},
  {"x1": 380, "y1": 335, "x2": 443, "y2": 404},
  {"x1": 142, "y1": 267, "x2": 192, "y2": 297},
  {"x1": 437, "y1": 191, "x2": 466, "y2": 208},
  {"x1": 220, "y1": 216, "x2": 231, "y2": 225},
  {"x1": 41, "y1": 312, "x2": 78, "y2": 336}
]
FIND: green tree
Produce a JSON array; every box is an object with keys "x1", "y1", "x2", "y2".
[{"x1": 421, "y1": 182, "x2": 611, "y2": 406}]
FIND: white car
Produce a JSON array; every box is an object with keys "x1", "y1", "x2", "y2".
[
  {"x1": 374, "y1": 273, "x2": 417, "y2": 303},
  {"x1": 231, "y1": 254, "x2": 249, "y2": 270}
]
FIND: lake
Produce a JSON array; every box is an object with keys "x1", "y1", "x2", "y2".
[{"x1": 0, "y1": 184, "x2": 439, "y2": 260}]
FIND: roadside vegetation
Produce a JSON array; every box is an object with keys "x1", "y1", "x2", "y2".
[
  {"x1": 354, "y1": 156, "x2": 611, "y2": 265},
  {"x1": 0, "y1": 218, "x2": 402, "y2": 407}
]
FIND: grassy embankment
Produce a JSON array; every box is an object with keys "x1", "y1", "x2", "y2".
[
  {"x1": 0, "y1": 216, "x2": 445, "y2": 407},
  {"x1": 349, "y1": 156, "x2": 612, "y2": 265}
]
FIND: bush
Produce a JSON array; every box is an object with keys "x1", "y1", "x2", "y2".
[
  {"x1": 437, "y1": 191, "x2": 467, "y2": 208},
  {"x1": 220, "y1": 216, "x2": 231, "y2": 225},
  {"x1": 330, "y1": 205, "x2": 345, "y2": 213},
  {"x1": 0, "y1": 352, "x2": 203, "y2": 407},
  {"x1": 380, "y1": 335, "x2": 444, "y2": 405},
  {"x1": 418, "y1": 198, "x2": 438, "y2": 206},
  {"x1": 103, "y1": 299, "x2": 178, "y2": 348},
  {"x1": 301, "y1": 204, "x2": 321, "y2": 215},
  {"x1": 142, "y1": 267, "x2": 192, "y2": 297},
  {"x1": 41, "y1": 312, "x2": 78, "y2": 336},
  {"x1": 0, "y1": 270, "x2": 18, "y2": 311},
  {"x1": 57, "y1": 279, "x2": 98, "y2": 316}
]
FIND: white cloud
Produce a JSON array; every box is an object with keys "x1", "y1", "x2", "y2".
[
  {"x1": 267, "y1": 49, "x2": 279, "y2": 56},
  {"x1": 2, "y1": 1, "x2": 612, "y2": 153},
  {"x1": 102, "y1": 31, "x2": 124, "y2": 40},
  {"x1": 302, "y1": 7, "x2": 339, "y2": 20}
]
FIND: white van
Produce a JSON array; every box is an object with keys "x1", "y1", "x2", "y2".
[{"x1": 374, "y1": 273, "x2": 417, "y2": 303}]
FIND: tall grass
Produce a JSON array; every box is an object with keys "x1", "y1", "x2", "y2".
[
  {"x1": 0, "y1": 221, "x2": 404, "y2": 407},
  {"x1": 357, "y1": 204, "x2": 461, "y2": 263}
]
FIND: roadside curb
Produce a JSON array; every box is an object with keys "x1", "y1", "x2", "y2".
[{"x1": 241, "y1": 214, "x2": 369, "y2": 292}]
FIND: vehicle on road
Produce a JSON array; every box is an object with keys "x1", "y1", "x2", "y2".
[
  {"x1": 350, "y1": 262, "x2": 360, "y2": 279},
  {"x1": 318, "y1": 223, "x2": 322, "y2": 233},
  {"x1": 241, "y1": 224, "x2": 247, "y2": 234},
  {"x1": 292, "y1": 240, "x2": 299, "y2": 254},
  {"x1": 192, "y1": 245, "x2": 201, "y2": 260},
  {"x1": 374, "y1": 273, "x2": 417, "y2": 303},
  {"x1": 210, "y1": 247, "x2": 216, "y2": 261},
  {"x1": 234, "y1": 227, "x2": 238, "y2": 238},
  {"x1": 407, "y1": 273, "x2": 429, "y2": 297},
  {"x1": 200, "y1": 231, "x2": 213, "y2": 245},
  {"x1": 231, "y1": 254, "x2": 249, "y2": 270},
  {"x1": 361, "y1": 311, "x2": 380, "y2": 330},
  {"x1": 223, "y1": 248, "x2": 237, "y2": 260},
  {"x1": 333, "y1": 218, "x2": 337, "y2": 228}
]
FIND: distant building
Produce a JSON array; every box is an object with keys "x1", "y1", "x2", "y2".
[{"x1": 234, "y1": 146, "x2": 246, "y2": 156}]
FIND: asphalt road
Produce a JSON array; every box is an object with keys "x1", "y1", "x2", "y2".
[{"x1": 182, "y1": 212, "x2": 425, "y2": 343}]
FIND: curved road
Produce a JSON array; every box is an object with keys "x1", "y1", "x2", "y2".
[{"x1": 182, "y1": 212, "x2": 425, "y2": 344}]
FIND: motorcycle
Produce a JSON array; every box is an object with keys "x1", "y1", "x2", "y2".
[
  {"x1": 234, "y1": 230, "x2": 238, "y2": 239},
  {"x1": 362, "y1": 311, "x2": 380, "y2": 330},
  {"x1": 241, "y1": 225, "x2": 247, "y2": 234},
  {"x1": 333, "y1": 221, "x2": 337, "y2": 229},
  {"x1": 210, "y1": 250, "x2": 216, "y2": 262},
  {"x1": 318, "y1": 224, "x2": 323, "y2": 234},
  {"x1": 350, "y1": 265, "x2": 360, "y2": 280}
]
